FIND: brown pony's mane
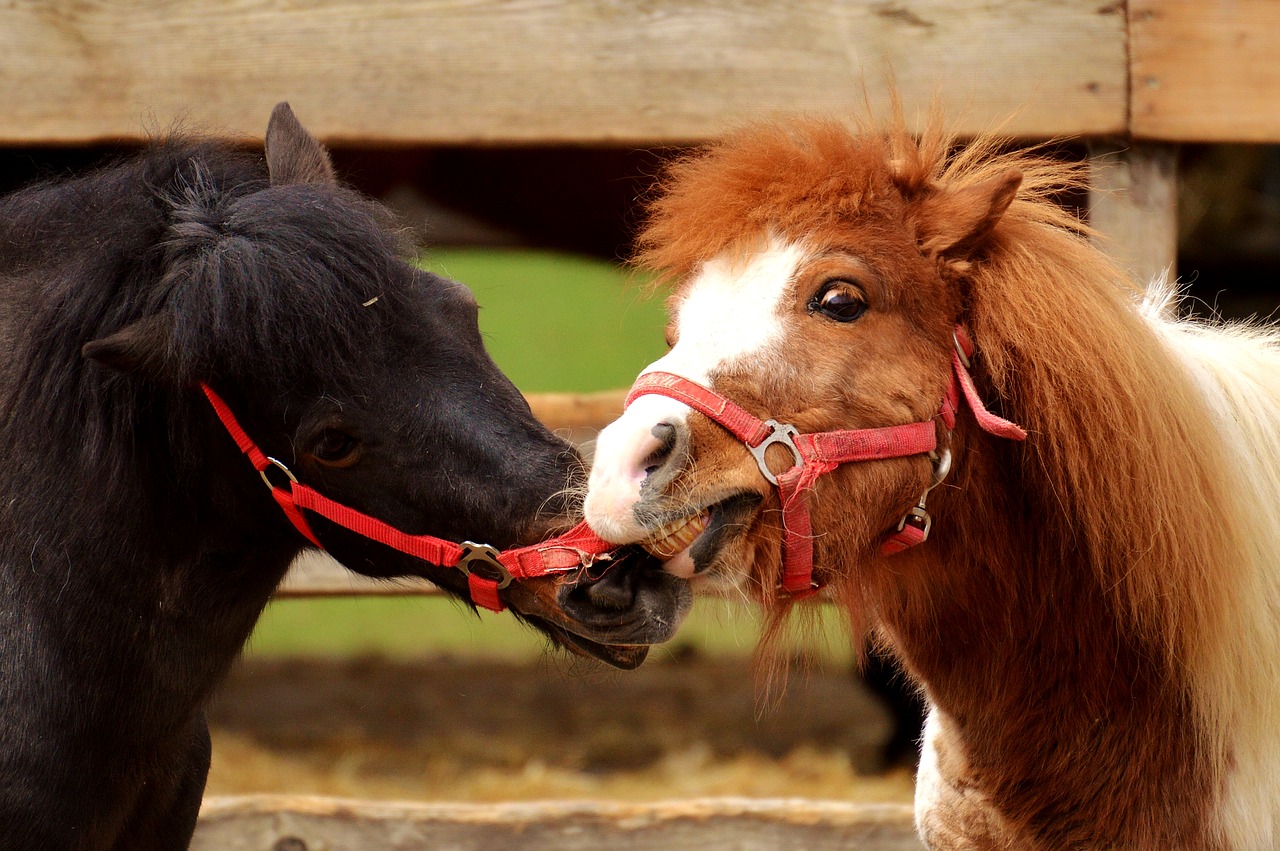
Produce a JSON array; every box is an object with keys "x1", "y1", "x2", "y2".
[{"x1": 636, "y1": 113, "x2": 1238, "y2": 681}]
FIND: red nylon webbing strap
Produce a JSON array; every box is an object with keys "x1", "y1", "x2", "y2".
[
  {"x1": 468, "y1": 574, "x2": 503, "y2": 612},
  {"x1": 203, "y1": 384, "x2": 323, "y2": 546},
  {"x1": 289, "y1": 485, "x2": 465, "y2": 566},
  {"x1": 627, "y1": 372, "x2": 773, "y2": 446},
  {"x1": 270, "y1": 488, "x2": 323, "y2": 547},
  {"x1": 201, "y1": 384, "x2": 270, "y2": 473},
  {"x1": 880, "y1": 520, "x2": 929, "y2": 556},
  {"x1": 799, "y1": 421, "x2": 937, "y2": 466},
  {"x1": 502, "y1": 520, "x2": 616, "y2": 578},
  {"x1": 952, "y1": 348, "x2": 1027, "y2": 441},
  {"x1": 775, "y1": 460, "x2": 833, "y2": 593},
  {"x1": 201, "y1": 384, "x2": 621, "y2": 615}
]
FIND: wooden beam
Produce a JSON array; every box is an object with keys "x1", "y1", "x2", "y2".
[
  {"x1": 0, "y1": 1, "x2": 1125, "y2": 145},
  {"x1": 1087, "y1": 142, "x2": 1179, "y2": 287},
  {"x1": 278, "y1": 551, "x2": 440, "y2": 597},
  {"x1": 194, "y1": 796, "x2": 923, "y2": 850},
  {"x1": 1131, "y1": 0, "x2": 1280, "y2": 142}
]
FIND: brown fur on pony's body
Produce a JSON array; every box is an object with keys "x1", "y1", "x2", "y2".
[{"x1": 584, "y1": 116, "x2": 1280, "y2": 848}]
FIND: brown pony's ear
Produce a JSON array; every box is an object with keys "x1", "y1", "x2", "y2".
[
  {"x1": 82, "y1": 314, "x2": 172, "y2": 376},
  {"x1": 914, "y1": 169, "x2": 1022, "y2": 258},
  {"x1": 265, "y1": 102, "x2": 335, "y2": 187}
]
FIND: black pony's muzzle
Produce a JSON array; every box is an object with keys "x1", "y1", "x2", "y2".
[{"x1": 502, "y1": 547, "x2": 692, "y2": 669}]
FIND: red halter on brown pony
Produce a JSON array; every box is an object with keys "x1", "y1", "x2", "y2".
[{"x1": 624, "y1": 326, "x2": 1024, "y2": 594}]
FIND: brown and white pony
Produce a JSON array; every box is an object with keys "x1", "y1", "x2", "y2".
[{"x1": 582, "y1": 117, "x2": 1280, "y2": 849}]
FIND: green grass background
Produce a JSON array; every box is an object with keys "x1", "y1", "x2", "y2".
[{"x1": 246, "y1": 248, "x2": 851, "y2": 664}]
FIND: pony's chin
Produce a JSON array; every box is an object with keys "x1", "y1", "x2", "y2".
[
  {"x1": 663, "y1": 549, "x2": 698, "y2": 578},
  {"x1": 502, "y1": 548, "x2": 692, "y2": 668}
]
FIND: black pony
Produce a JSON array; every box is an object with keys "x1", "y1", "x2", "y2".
[{"x1": 0, "y1": 105, "x2": 688, "y2": 850}]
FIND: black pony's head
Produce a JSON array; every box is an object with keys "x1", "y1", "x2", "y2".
[{"x1": 73, "y1": 104, "x2": 688, "y2": 667}]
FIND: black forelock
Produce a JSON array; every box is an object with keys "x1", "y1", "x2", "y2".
[
  {"x1": 1, "y1": 136, "x2": 416, "y2": 496},
  {"x1": 156, "y1": 156, "x2": 408, "y2": 389}
]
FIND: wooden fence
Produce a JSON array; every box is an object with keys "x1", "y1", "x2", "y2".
[{"x1": 5, "y1": 1, "x2": 1277, "y2": 847}]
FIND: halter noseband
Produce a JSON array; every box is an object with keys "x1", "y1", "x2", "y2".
[
  {"x1": 624, "y1": 325, "x2": 1026, "y2": 596},
  {"x1": 201, "y1": 385, "x2": 615, "y2": 612}
]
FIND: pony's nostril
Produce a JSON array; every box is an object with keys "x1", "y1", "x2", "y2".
[{"x1": 643, "y1": 421, "x2": 678, "y2": 477}]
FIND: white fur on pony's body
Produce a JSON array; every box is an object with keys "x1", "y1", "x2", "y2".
[{"x1": 1140, "y1": 289, "x2": 1280, "y2": 847}]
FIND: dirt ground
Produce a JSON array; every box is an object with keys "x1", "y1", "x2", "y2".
[{"x1": 206, "y1": 652, "x2": 916, "y2": 804}]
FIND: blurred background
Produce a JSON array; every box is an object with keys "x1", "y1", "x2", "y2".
[{"x1": 3, "y1": 0, "x2": 1278, "y2": 833}]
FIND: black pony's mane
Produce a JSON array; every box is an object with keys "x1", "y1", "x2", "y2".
[{"x1": 0, "y1": 138, "x2": 409, "y2": 502}]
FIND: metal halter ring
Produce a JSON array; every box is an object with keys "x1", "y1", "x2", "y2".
[
  {"x1": 259, "y1": 457, "x2": 299, "y2": 491},
  {"x1": 458, "y1": 542, "x2": 513, "y2": 589},
  {"x1": 748, "y1": 419, "x2": 804, "y2": 485}
]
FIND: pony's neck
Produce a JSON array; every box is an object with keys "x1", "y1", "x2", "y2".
[
  {"x1": 2, "y1": 380, "x2": 302, "y2": 737},
  {"x1": 876, "y1": 432, "x2": 1214, "y2": 846}
]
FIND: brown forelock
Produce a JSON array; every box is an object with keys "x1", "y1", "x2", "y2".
[{"x1": 638, "y1": 116, "x2": 1232, "y2": 844}]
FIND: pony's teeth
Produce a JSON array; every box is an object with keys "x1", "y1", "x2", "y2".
[{"x1": 643, "y1": 512, "x2": 710, "y2": 559}]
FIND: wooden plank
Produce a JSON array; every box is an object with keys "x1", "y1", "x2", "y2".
[
  {"x1": 1087, "y1": 142, "x2": 1179, "y2": 286},
  {"x1": 0, "y1": 1, "x2": 1125, "y2": 145},
  {"x1": 526, "y1": 388, "x2": 626, "y2": 433},
  {"x1": 1131, "y1": 0, "x2": 1280, "y2": 142},
  {"x1": 193, "y1": 796, "x2": 922, "y2": 850},
  {"x1": 278, "y1": 551, "x2": 441, "y2": 597}
]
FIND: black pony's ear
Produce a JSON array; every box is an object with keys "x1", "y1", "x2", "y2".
[
  {"x1": 265, "y1": 102, "x2": 335, "y2": 187},
  {"x1": 913, "y1": 169, "x2": 1022, "y2": 258},
  {"x1": 82, "y1": 314, "x2": 173, "y2": 376}
]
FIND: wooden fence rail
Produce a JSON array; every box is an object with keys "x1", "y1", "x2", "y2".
[
  {"x1": 193, "y1": 796, "x2": 922, "y2": 850},
  {"x1": 0, "y1": 0, "x2": 1126, "y2": 145}
]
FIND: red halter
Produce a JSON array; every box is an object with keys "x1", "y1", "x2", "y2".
[
  {"x1": 624, "y1": 326, "x2": 1026, "y2": 596},
  {"x1": 201, "y1": 385, "x2": 616, "y2": 612}
]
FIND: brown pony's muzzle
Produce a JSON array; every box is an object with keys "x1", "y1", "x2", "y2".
[{"x1": 499, "y1": 547, "x2": 692, "y2": 669}]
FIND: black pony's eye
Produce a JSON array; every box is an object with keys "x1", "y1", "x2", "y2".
[
  {"x1": 311, "y1": 428, "x2": 360, "y2": 466},
  {"x1": 809, "y1": 280, "x2": 867, "y2": 323}
]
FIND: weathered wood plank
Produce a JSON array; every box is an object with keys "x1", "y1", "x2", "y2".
[
  {"x1": 1131, "y1": 0, "x2": 1280, "y2": 142},
  {"x1": 1087, "y1": 142, "x2": 1179, "y2": 286},
  {"x1": 0, "y1": 1, "x2": 1125, "y2": 145},
  {"x1": 193, "y1": 796, "x2": 922, "y2": 850},
  {"x1": 278, "y1": 551, "x2": 441, "y2": 596}
]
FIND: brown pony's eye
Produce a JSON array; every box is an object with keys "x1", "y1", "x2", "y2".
[
  {"x1": 310, "y1": 428, "x2": 361, "y2": 467},
  {"x1": 809, "y1": 280, "x2": 867, "y2": 323}
]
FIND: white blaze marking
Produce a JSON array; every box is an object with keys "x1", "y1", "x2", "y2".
[{"x1": 584, "y1": 237, "x2": 807, "y2": 542}]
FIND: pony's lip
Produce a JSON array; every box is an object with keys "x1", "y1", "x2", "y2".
[
  {"x1": 648, "y1": 493, "x2": 761, "y2": 578},
  {"x1": 525, "y1": 617, "x2": 651, "y2": 670},
  {"x1": 499, "y1": 548, "x2": 692, "y2": 667},
  {"x1": 642, "y1": 511, "x2": 711, "y2": 560}
]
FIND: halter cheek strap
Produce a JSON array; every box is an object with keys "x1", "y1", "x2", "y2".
[
  {"x1": 201, "y1": 385, "x2": 616, "y2": 613},
  {"x1": 624, "y1": 325, "x2": 1026, "y2": 596}
]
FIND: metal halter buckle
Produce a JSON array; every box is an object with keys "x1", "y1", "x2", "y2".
[
  {"x1": 748, "y1": 419, "x2": 804, "y2": 485},
  {"x1": 893, "y1": 447, "x2": 953, "y2": 541},
  {"x1": 259, "y1": 457, "x2": 299, "y2": 491},
  {"x1": 896, "y1": 504, "x2": 933, "y2": 536},
  {"x1": 953, "y1": 331, "x2": 972, "y2": 369},
  {"x1": 458, "y1": 542, "x2": 513, "y2": 589}
]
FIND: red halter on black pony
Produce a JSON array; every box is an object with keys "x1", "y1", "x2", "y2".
[
  {"x1": 201, "y1": 385, "x2": 615, "y2": 612},
  {"x1": 624, "y1": 326, "x2": 1026, "y2": 595}
]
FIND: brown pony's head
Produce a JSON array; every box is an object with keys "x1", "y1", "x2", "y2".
[{"x1": 584, "y1": 118, "x2": 1055, "y2": 612}]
